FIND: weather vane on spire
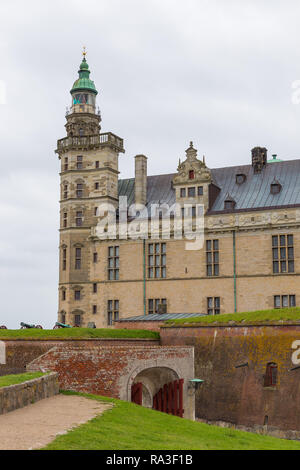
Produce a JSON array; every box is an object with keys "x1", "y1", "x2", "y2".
[{"x1": 82, "y1": 46, "x2": 87, "y2": 59}]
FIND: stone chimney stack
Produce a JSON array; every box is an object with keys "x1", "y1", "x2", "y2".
[
  {"x1": 251, "y1": 147, "x2": 267, "y2": 173},
  {"x1": 135, "y1": 155, "x2": 148, "y2": 206}
]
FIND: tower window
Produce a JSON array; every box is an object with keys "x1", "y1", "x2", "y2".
[
  {"x1": 62, "y1": 248, "x2": 67, "y2": 271},
  {"x1": 62, "y1": 289, "x2": 66, "y2": 301},
  {"x1": 95, "y1": 161, "x2": 99, "y2": 169},
  {"x1": 77, "y1": 156, "x2": 83, "y2": 169},
  {"x1": 74, "y1": 290, "x2": 81, "y2": 301},
  {"x1": 189, "y1": 170, "x2": 195, "y2": 179},
  {"x1": 95, "y1": 182, "x2": 99, "y2": 190},
  {"x1": 63, "y1": 185, "x2": 68, "y2": 199},
  {"x1": 64, "y1": 158, "x2": 68, "y2": 171},
  {"x1": 108, "y1": 246, "x2": 119, "y2": 280},
  {"x1": 76, "y1": 183, "x2": 83, "y2": 198},
  {"x1": 148, "y1": 243, "x2": 166, "y2": 279},
  {"x1": 93, "y1": 252, "x2": 98, "y2": 263},
  {"x1": 93, "y1": 305, "x2": 97, "y2": 314},
  {"x1": 63, "y1": 212, "x2": 67, "y2": 228},
  {"x1": 94, "y1": 207, "x2": 98, "y2": 216},
  {"x1": 93, "y1": 283, "x2": 97, "y2": 293},
  {"x1": 76, "y1": 211, "x2": 83, "y2": 227},
  {"x1": 75, "y1": 248, "x2": 82, "y2": 270},
  {"x1": 272, "y1": 234, "x2": 294, "y2": 273},
  {"x1": 264, "y1": 363, "x2": 278, "y2": 387}
]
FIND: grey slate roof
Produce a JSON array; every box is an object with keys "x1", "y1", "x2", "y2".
[
  {"x1": 118, "y1": 159, "x2": 300, "y2": 213},
  {"x1": 117, "y1": 313, "x2": 205, "y2": 322}
]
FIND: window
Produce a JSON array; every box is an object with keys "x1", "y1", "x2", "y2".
[
  {"x1": 63, "y1": 212, "x2": 67, "y2": 228},
  {"x1": 264, "y1": 363, "x2": 278, "y2": 387},
  {"x1": 148, "y1": 298, "x2": 167, "y2": 315},
  {"x1": 95, "y1": 182, "x2": 99, "y2": 190},
  {"x1": 236, "y1": 174, "x2": 246, "y2": 184},
  {"x1": 76, "y1": 183, "x2": 83, "y2": 198},
  {"x1": 207, "y1": 297, "x2": 220, "y2": 315},
  {"x1": 61, "y1": 312, "x2": 66, "y2": 324},
  {"x1": 79, "y1": 128, "x2": 84, "y2": 137},
  {"x1": 198, "y1": 186, "x2": 203, "y2": 196},
  {"x1": 75, "y1": 248, "x2": 81, "y2": 270},
  {"x1": 77, "y1": 156, "x2": 83, "y2": 169},
  {"x1": 188, "y1": 187, "x2": 195, "y2": 197},
  {"x1": 93, "y1": 305, "x2": 97, "y2": 314},
  {"x1": 76, "y1": 211, "x2": 83, "y2": 227},
  {"x1": 271, "y1": 182, "x2": 281, "y2": 195},
  {"x1": 272, "y1": 235, "x2": 294, "y2": 273},
  {"x1": 93, "y1": 252, "x2": 98, "y2": 263},
  {"x1": 108, "y1": 300, "x2": 119, "y2": 325},
  {"x1": 180, "y1": 188, "x2": 186, "y2": 198},
  {"x1": 62, "y1": 289, "x2": 66, "y2": 301},
  {"x1": 95, "y1": 161, "x2": 99, "y2": 169},
  {"x1": 93, "y1": 283, "x2": 97, "y2": 293},
  {"x1": 224, "y1": 199, "x2": 236, "y2": 210},
  {"x1": 64, "y1": 158, "x2": 68, "y2": 171},
  {"x1": 189, "y1": 170, "x2": 195, "y2": 179},
  {"x1": 108, "y1": 246, "x2": 119, "y2": 280},
  {"x1": 74, "y1": 290, "x2": 81, "y2": 301},
  {"x1": 62, "y1": 248, "x2": 67, "y2": 271},
  {"x1": 274, "y1": 295, "x2": 296, "y2": 308},
  {"x1": 206, "y1": 240, "x2": 219, "y2": 276},
  {"x1": 74, "y1": 314, "x2": 81, "y2": 327},
  {"x1": 94, "y1": 207, "x2": 98, "y2": 216},
  {"x1": 63, "y1": 184, "x2": 68, "y2": 199},
  {"x1": 148, "y1": 243, "x2": 166, "y2": 279}
]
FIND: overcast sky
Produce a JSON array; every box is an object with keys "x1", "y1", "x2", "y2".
[{"x1": 1, "y1": 0, "x2": 300, "y2": 328}]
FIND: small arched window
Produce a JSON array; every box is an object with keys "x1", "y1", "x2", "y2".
[{"x1": 264, "y1": 362, "x2": 278, "y2": 387}]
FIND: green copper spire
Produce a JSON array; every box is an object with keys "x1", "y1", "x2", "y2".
[{"x1": 70, "y1": 48, "x2": 98, "y2": 95}]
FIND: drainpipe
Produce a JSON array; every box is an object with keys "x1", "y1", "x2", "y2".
[
  {"x1": 143, "y1": 239, "x2": 146, "y2": 316},
  {"x1": 233, "y1": 230, "x2": 237, "y2": 313}
]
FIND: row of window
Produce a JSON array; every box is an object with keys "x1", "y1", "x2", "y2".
[
  {"x1": 62, "y1": 208, "x2": 100, "y2": 227},
  {"x1": 61, "y1": 235, "x2": 296, "y2": 277},
  {"x1": 63, "y1": 156, "x2": 101, "y2": 172},
  {"x1": 180, "y1": 186, "x2": 203, "y2": 198},
  {"x1": 62, "y1": 182, "x2": 101, "y2": 199}
]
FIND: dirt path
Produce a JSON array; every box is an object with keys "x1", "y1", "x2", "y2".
[{"x1": 0, "y1": 394, "x2": 112, "y2": 450}]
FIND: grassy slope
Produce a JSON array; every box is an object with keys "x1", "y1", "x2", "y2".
[
  {"x1": 43, "y1": 392, "x2": 300, "y2": 450},
  {"x1": 0, "y1": 328, "x2": 159, "y2": 340},
  {"x1": 165, "y1": 307, "x2": 300, "y2": 326},
  {"x1": 0, "y1": 372, "x2": 45, "y2": 388}
]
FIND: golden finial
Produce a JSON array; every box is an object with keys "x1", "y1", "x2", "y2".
[{"x1": 82, "y1": 46, "x2": 87, "y2": 59}]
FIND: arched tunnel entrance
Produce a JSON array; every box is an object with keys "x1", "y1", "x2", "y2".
[{"x1": 131, "y1": 367, "x2": 184, "y2": 417}]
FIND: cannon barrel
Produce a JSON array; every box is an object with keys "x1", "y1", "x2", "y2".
[
  {"x1": 20, "y1": 322, "x2": 36, "y2": 329},
  {"x1": 54, "y1": 322, "x2": 72, "y2": 329}
]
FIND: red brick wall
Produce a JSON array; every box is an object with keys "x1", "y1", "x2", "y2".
[
  {"x1": 0, "y1": 338, "x2": 159, "y2": 376},
  {"x1": 160, "y1": 324, "x2": 300, "y2": 431},
  {"x1": 27, "y1": 345, "x2": 194, "y2": 401}
]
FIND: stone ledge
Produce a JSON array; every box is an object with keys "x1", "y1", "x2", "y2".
[{"x1": 0, "y1": 372, "x2": 59, "y2": 415}]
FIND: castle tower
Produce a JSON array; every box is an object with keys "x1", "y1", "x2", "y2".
[{"x1": 55, "y1": 50, "x2": 125, "y2": 327}]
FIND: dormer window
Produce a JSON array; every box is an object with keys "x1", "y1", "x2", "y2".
[
  {"x1": 224, "y1": 194, "x2": 236, "y2": 210},
  {"x1": 271, "y1": 180, "x2": 281, "y2": 195},
  {"x1": 236, "y1": 174, "x2": 246, "y2": 185},
  {"x1": 189, "y1": 170, "x2": 195, "y2": 179}
]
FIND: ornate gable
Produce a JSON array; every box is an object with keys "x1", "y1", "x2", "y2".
[{"x1": 172, "y1": 142, "x2": 211, "y2": 186}]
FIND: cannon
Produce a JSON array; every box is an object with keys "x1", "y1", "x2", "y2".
[
  {"x1": 0, "y1": 325, "x2": 7, "y2": 329},
  {"x1": 53, "y1": 321, "x2": 72, "y2": 329},
  {"x1": 20, "y1": 322, "x2": 43, "y2": 329}
]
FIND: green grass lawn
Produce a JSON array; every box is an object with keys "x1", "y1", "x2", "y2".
[
  {"x1": 165, "y1": 307, "x2": 300, "y2": 326},
  {"x1": 43, "y1": 391, "x2": 300, "y2": 450},
  {"x1": 0, "y1": 328, "x2": 159, "y2": 340},
  {"x1": 0, "y1": 372, "x2": 46, "y2": 388}
]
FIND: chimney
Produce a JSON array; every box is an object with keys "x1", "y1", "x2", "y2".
[
  {"x1": 135, "y1": 155, "x2": 147, "y2": 206},
  {"x1": 251, "y1": 147, "x2": 267, "y2": 173}
]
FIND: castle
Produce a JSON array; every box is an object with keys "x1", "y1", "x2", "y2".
[{"x1": 56, "y1": 52, "x2": 300, "y2": 327}]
